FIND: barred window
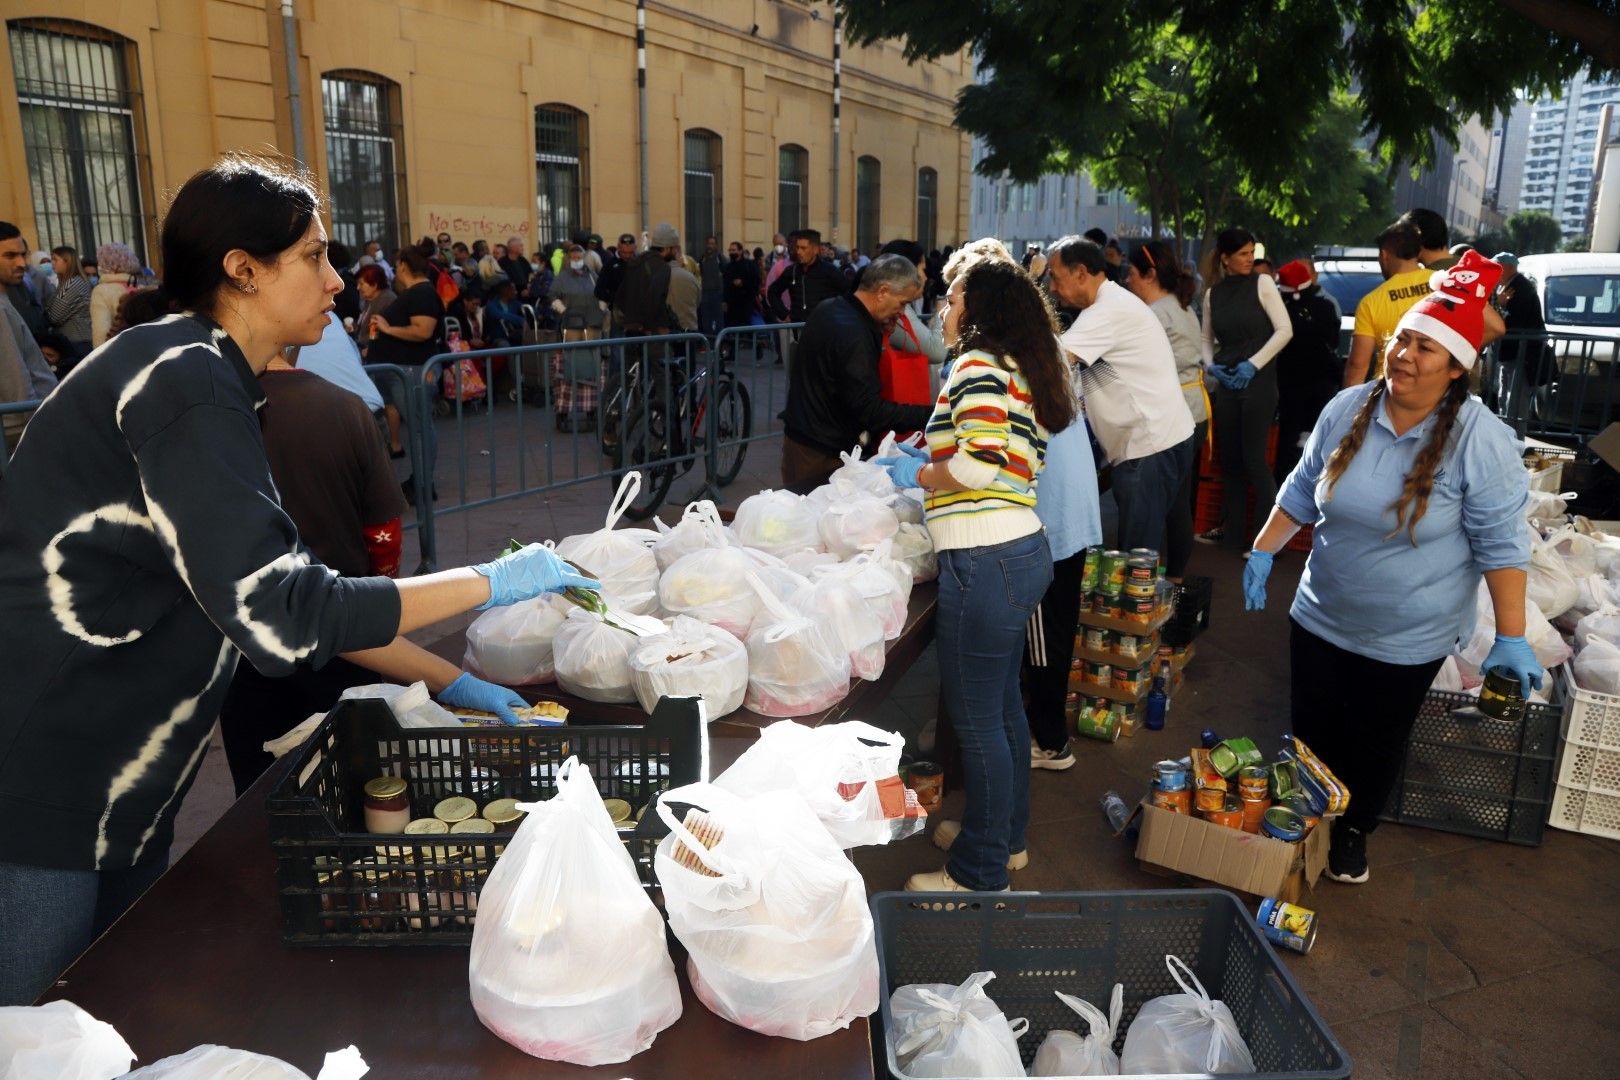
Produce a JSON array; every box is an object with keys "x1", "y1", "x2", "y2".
[
  {"x1": 8, "y1": 19, "x2": 153, "y2": 263},
  {"x1": 778, "y1": 144, "x2": 808, "y2": 235},
  {"x1": 856, "y1": 155, "x2": 881, "y2": 257},
  {"x1": 322, "y1": 71, "x2": 407, "y2": 252},
  {"x1": 916, "y1": 167, "x2": 938, "y2": 251},
  {"x1": 684, "y1": 129, "x2": 722, "y2": 258},
  {"x1": 536, "y1": 104, "x2": 589, "y2": 248}
]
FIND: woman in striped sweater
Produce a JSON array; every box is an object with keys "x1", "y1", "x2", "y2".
[{"x1": 877, "y1": 258, "x2": 1078, "y2": 893}]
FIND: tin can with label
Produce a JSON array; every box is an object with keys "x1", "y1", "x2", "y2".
[
  {"x1": 1099, "y1": 549, "x2": 1129, "y2": 596},
  {"x1": 1081, "y1": 547, "x2": 1101, "y2": 594},
  {"x1": 1194, "y1": 785, "x2": 1226, "y2": 813},
  {"x1": 1204, "y1": 795, "x2": 1245, "y2": 829},
  {"x1": 1478, "y1": 666, "x2": 1527, "y2": 723},
  {"x1": 1075, "y1": 702, "x2": 1120, "y2": 742},
  {"x1": 1154, "y1": 759, "x2": 1188, "y2": 791},
  {"x1": 1270, "y1": 760, "x2": 1302, "y2": 802},
  {"x1": 1115, "y1": 632, "x2": 1143, "y2": 659},
  {"x1": 1239, "y1": 765, "x2": 1271, "y2": 800},
  {"x1": 1125, "y1": 556, "x2": 1157, "y2": 591},
  {"x1": 1240, "y1": 796, "x2": 1270, "y2": 834},
  {"x1": 1261, "y1": 806, "x2": 1307, "y2": 842},
  {"x1": 1112, "y1": 662, "x2": 1149, "y2": 695},
  {"x1": 1091, "y1": 591, "x2": 1123, "y2": 618},
  {"x1": 1151, "y1": 786, "x2": 1193, "y2": 814},
  {"x1": 1085, "y1": 660, "x2": 1113, "y2": 686},
  {"x1": 1084, "y1": 626, "x2": 1110, "y2": 653},
  {"x1": 1122, "y1": 594, "x2": 1156, "y2": 625},
  {"x1": 1209, "y1": 737, "x2": 1263, "y2": 777},
  {"x1": 1258, "y1": 897, "x2": 1319, "y2": 954},
  {"x1": 1127, "y1": 547, "x2": 1159, "y2": 567}
]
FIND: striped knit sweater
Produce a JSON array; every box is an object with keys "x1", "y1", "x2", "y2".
[{"x1": 921, "y1": 349, "x2": 1049, "y2": 551}]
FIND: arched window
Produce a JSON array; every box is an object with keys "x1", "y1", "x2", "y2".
[
  {"x1": 321, "y1": 70, "x2": 407, "y2": 251},
  {"x1": 856, "y1": 155, "x2": 881, "y2": 258},
  {"x1": 684, "y1": 129, "x2": 722, "y2": 257},
  {"x1": 8, "y1": 19, "x2": 152, "y2": 261},
  {"x1": 536, "y1": 104, "x2": 589, "y2": 248},
  {"x1": 778, "y1": 144, "x2": 808, "y2": 235},
  {"x1": 916, "y1": 167, "x2": 938, "y2": 251}
]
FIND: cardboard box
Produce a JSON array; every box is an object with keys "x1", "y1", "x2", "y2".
[{"x1": 1134, "y1": 799, "x2": 1329, "y2": 902}]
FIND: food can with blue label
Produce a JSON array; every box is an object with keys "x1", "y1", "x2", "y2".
[
  {"x1": 1261, "y1": 806, "x2": 1307, "y2": 842},
  {"x1": 1258, "y1": 897, "x2": 1318, "y2": 954},
  {"x1": 1154, "y1": 759, "x2": 1188, "y2": 791}
]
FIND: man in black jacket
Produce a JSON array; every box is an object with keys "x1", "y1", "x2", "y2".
[
  {"x1": 780, "y1": 255, "x2": 932, "y2": 490},
  {"x1": 766, "y1": 227, "x2": 847, "y2": 324},
  {"x1": 1273, "y1": 259, "x2": 1342, "y2": 484}
]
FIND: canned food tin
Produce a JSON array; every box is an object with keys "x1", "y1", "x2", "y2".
[
  {"x1": 1194, "y1": 786, "x2": 1226, "y2": 813},
  {"x1": 1270, "y1": 761, "x2": 1302, "y2": 802},
  {"x1": 1091, "y1": 591, "x2": 1123, "y2": 618},
  {"x1": 1209, "y1": 737, "x2": 1263, "y2": 777},
  {"x1": 1151, "y1": 786, "x2": 1193, "y2": 814},
  {"x1": 1258, "y1": 897, "x2": 1319, "y2": 954},
  {"x1": 1084, "y1": 627, "x2": 1109, "y2": 652},
  {"x1": 1204, "y1": 795, "x2": 1245, "y2": 829},
  {"x1": 1075, "y1": 703, "x2": 1120, "y2": 743},
  {"x1": 1099, "y1": 550, "x2": 1129, "y2": 596},
  {"x1": 1125, "y1": 556, "x2": 1156, "y2": 586},
  {"x1": 1085, "y1": 660, "x2": 1112, "y2": 686},
  {"x1": 1154, "y1": 759, "x2": 1189, "y2": 791},
  {"x1": 1261, "y1": 806, "x2": 1307, "y2": 842},
  {"x1": 1478, "y1": 666, "x2": 1527, "y2": 723},
  {"x1": 1240, "y1": 796, "x2": 1270, "y2": 834},
  {"x1": 1122, "y1": 594, "x2": 1156, "y2": 624},
  {"x1": 1081, "y1": 547, "x2": 1101, "y2": 594},
  {"x1": 1127, "y1": 547, "x2": 1159, "y2": 565},
  {"x1": 1285, "y1": 794, "x2": 1315, "y2": 820},
  {"x1": 1115, "y1": 633, "x2": 1144, "y2": 658},
  {"x1": 1112, "y1": 663, "x2": 1149, "y2": 694}
]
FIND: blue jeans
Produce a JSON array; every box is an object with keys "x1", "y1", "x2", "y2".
[
  {"x1": 1111, "y1": 435, "x2": 1195, "y2": 552},
  {"x1": 937, "y1": 530, "x2": 1054, "y2": 890},
  {"x1": 0, "y1": 857, "x2": 167, "y2": 1004}
]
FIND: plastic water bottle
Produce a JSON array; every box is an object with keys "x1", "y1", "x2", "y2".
[
  {"x1": 1200, "y1": 728, "x2": 1222, "y2": 749},
  {"x1": 1144, "y1": 659, "x2": 1170, "y2": 731},
  {"x1": 1101, "y1": 791, "x2": 1131, "y2": 834}
]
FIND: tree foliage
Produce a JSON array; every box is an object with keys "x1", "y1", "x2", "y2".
[{"x1": 1507, "y1": 210, "x2": 1568, "y2": 255}]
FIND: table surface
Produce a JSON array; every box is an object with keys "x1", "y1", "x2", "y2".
[{"x1": 40, "y1": 763, "x2": 879, "y2": 1079}]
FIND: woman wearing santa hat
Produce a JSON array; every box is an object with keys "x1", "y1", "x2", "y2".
[{"x1": 1241, "y1": 250, "x2": 1536, "y2": 885}]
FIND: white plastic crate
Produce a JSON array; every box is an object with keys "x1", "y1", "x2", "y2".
[
  {"x1": 1549, "y1": 784, "x2": 1620, "y2": 840},
  {"x1": 1550, "y1": 669, "x2": 1620, "y2": 839}
]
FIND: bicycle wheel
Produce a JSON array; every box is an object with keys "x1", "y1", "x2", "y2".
[
  {"x1": 711, "y1": 376, "x2": 752, "y2": 487},
  {"x1": 618, "y1": 397, "x2": 677, "y2": 520}
]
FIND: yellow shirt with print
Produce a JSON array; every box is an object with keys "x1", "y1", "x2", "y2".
[{"x1": 1352, "y1": 267, "x2": 1433, "y2": 377}]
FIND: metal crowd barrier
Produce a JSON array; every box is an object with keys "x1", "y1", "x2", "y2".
[
  {"x1": 0, "y1": 398, "x2": 43, "y2": 480},
  {"x1": 1478, "y1": 330, "x2": 1620, "y2": 443}
]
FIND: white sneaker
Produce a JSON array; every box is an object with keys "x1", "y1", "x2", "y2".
[
  {"x1": 931, "y1": 819, "x2": 1029, "y2": 870},
  {"x1": 1031, "y1": 742, "x2": 1076, "y2": 771},
  {"x1": 904, "y1": 867, "x2": 1007, "y2": 893}
]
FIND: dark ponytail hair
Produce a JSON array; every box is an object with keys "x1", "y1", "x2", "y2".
[
  {"x1": 394, "y1": 246, "x2": 433, "y2": 279},
  {"x1": 956, "y1": 259, "x2": 1077, "y2": 434},
  {"x1": 158, "y1": 154, "x2": 320, "y2": 316},
  {"x1": 1127, "y1": 240, "x2": 1188, "y2": 308},
  {"x1": 1201, "y1": 227, "x2": 1257, "y2": 290}
]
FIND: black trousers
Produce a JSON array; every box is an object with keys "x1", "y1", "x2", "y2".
[
  {"x1": 1023, "y1": 549, "x2": 1086, "y2": 752},
  {"x1": 219, "y1": 656, "x2": 377, "y2": 796},
  {"x1": 1165, "y1": 419, "x2": 1208, "y2": 578},
  {"x1": 1214, "y1": 363, "x2": 1278, "y2": 546},
  {"x1": 1289, "y1": 618, "x2": 1446, "y2": 833}
]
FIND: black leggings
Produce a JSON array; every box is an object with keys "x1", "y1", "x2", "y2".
[
  {"x1": 1289, "y1": 619, "x2": 1446, "y2": 832},
  {"x1": 1023, "y1": 549, "x2": 1086, "y2": 752},
  {"x1": 1165, "y1": 420, "x2": 1207, "y2": 578},
  {"x1": 1214, "y1": 364, "x2": 1278, "y2": 546}
]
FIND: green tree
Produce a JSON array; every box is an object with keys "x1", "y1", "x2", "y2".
[
  {"x1": 1507, "y1": 210, "x2": 1566, "y2": 255},
  {"x1": 1563, "y1": 233, "x2": 1593, "y2": 252}
]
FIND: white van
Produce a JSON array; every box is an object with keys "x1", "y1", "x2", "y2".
[{"x1": 1513, "y1": 253, "x2": 1620, "y2": 340}]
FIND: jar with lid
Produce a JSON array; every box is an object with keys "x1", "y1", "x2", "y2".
[
  {"x1": 363, "y1": 776, "x2": 412, "y2": 833},
  {"x1": 481, "y1": 798, "x2": 526, "y2": 832},
  {"x1": 433, "y1": 795, "x2": 477, "y2": 826},
  {"x1": 347, "y1": 857, "x2": 402, "y2": 931}
]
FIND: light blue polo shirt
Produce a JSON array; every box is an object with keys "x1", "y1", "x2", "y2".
[
  {"x1": 1032, "y1": 410, "x2": 1103, "y2": 562},
  {"x1": 1279, "y1": 383, "x2": 1529, "y2": 664},
  {"x1": 295, "y1": 311, "x2": 385, "y2": 413}
]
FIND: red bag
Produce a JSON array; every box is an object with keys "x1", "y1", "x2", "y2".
[
  {"x1": 879, "y1": 313, "x2": 932, "y2": 406},
  {"x1": 442, "y1": 355, "x2": 487, "y2": 402}
]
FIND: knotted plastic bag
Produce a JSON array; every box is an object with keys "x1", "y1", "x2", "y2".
[
  {"x1": 818, "y1": 495, "x2": 901, "y2": 559},
  {"x1": 828, "y1": 444, "x2": 899, "y2": 499},
  {"x1": 463, "y1": 593, "x2": 572, "y2": 685},
  {"x1": 889, "y1": 972, "x2": 1028, "y2": 1078},
  {"x1": 555, "y1": 471, "x2": 661, "y2": 614},
  {"x1": 123, "y1": 1044, "x2": 370, "y2": 1079},
  {"x1": 733, "y1": 488, "x2": 822, "y2": 558},
  {"x1": 1119, "y1": 955, "x2": 1254, "y2": 1075},
  {"x1": 714, "y1": 719, "x2": 924, "y2": 847},
  {"x1": 470, "y1": 758, "x2": 681, "y2": 1065},
  {"x1": 655, "y1": 782, "x2": 878, "y2": 1040},
  {"x1": 742, "y1": 572, "x2": 851, "y2": 717},
  {"x1": 0, "y1": 1000, "x2": 134, "y2": 1080},
  {"x1": 629, "y1": 615, "x2": 750, "y2": 718},
  {"x1": 658, "y1": 506, "x2": 782, "y2": 637},
  {"x1": 1032, "y1": 984, "x2": 1124, "y2": 1076},
  {"x1": 793, "y1": 573, "x2": 887, "y2": 681},
  {"x1": 552, "y1": 606, "x2": 659, "y2": 704},
  {"x1": 813, "y1": 550, "x2": 909, "y2": 642},
  {"x1": 652, "y1": 499, "x2": 733, "y2": 571}
]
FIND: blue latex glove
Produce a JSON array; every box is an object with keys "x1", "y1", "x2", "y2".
[
  {"x1": 1482, "y1": 634, "x2": 1544, "y2": 699},
  {"x1": 472, "y1": 543, "x2": 600, "y2": 610},
  {"x1": 1243, "y1": 550, "x2": 1274, "y2": 611},
  {"x1": 437, "y1": 672, "x2": 528, "y2": 726},
  {"x1": 875, "y1": 444, "x2": 928, "y2": 490},
  {"x1": 1207, "y1": 365, "x2": 1233, "y2": 390},
  {"x1": 1225, "y1": 360, "x2": 1258, "y2": 390}
]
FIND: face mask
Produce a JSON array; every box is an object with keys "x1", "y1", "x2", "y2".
[
  {"x1": 570, "y1": 258, "x2": 585, "y2": 270},
  {"x1": 774, "y1": 244, "x2": 786, "y2": 255}
]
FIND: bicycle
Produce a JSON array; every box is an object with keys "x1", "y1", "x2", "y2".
[{"x1": 605, "y1": 341, "x2": 752, "y2": 520}]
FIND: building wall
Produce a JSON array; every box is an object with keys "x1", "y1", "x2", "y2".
[
  {"x1": 1446, "y1": 115, "x2": 1491, "y2": 239},
  {"x1": 0, "y1": 0, "x2": 971, "y2": 266},
  {"x1": 1522, "y1": 71, "x2": 1620, "y2": 238},
  {"x1": 966, "y1": 154, "x2": 1153, "y2": 255},
  {"x1": 1488, "y1": 99, "x2": 1531, "y2": 215}
]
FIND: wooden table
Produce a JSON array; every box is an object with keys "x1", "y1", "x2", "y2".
[{"x1": 38, "y1": 762, "x2": 878, "y2": 1079}]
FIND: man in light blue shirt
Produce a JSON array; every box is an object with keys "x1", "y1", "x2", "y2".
[
  {"x1": 293, "y1": 311, "x2": 384, "y2": 414},
  {"x1": 1023, "y1": 386, "x2": 1104, "y2": 770}
]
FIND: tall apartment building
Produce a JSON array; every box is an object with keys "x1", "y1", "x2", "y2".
[
  {"x1": 1487, "y1": 100, "x2": 1531, "y2": 214},
  {"x1": 1520, "y1": 71, "x2": 1620, "y2": 238},
  {"x1": 1446, "y1": 116, "x2": 1493, "y2": 238}
]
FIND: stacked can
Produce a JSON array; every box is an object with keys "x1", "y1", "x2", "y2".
[
  {"x1": 1080, "y1": 547, "x2": 1101, "y2": 594},
  {"x1": 1112, "y1": 661, "x2": 1152, "y2": 696},
  {"x1": 1083, "y1": 626, "x2": 1111, "y2": 653},
  {"x1": 1203, "y1": 794, "x2": 1244, "y2": 829},
  {"x1": 1150, "y1": 758, "x2": 1192, "y2": 813},
  {"x1": 1087, "y1": 549, "x2": 1129, "y2": 619},
  {"x1": 1238, "y1": 765, "x2": 1271, "y2": 834},
  {"x1": 1074, "y1": 696, "x2": 1123, "y2": 742}
]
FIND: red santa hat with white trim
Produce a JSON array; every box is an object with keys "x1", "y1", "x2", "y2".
[{"x1": 1391, "y1": 249, "x2": 1503, "y2": 370}]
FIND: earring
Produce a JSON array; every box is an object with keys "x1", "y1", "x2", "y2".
[{"x1": 236, "y1": 280, "x2": 258, "y2": 295}]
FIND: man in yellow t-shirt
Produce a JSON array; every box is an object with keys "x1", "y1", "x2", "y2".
[{"x1": 1344, "y1": 220, "x2": 1430, "y2": 386}]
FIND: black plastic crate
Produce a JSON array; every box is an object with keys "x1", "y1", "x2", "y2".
[
  {"x1": 267, "y1": 696, "x2": 703, "y2": 946},
  {"x1": 872, "y1": 890, "x2": 1350, "y2": 1079},
  {"x1": 1381, "y1": 685, "x2": 1562, "y2": 846},
  {"x1": 1162, "y1": 575, "x2": 1212, "y2": 649}
]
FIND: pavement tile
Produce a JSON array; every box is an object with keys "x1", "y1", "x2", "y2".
[
  {"x1": 1430, "y1": 957, "x2": 1620, "y2": 1080},
  {"x1": 1443, "y1": 831, "x2": 1620, "y2": 953},
  {"x1": 1329, "y1": 1003, "x2": 1528, "y2": 1080}
]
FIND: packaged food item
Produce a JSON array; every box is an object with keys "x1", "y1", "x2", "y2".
[
  {"x1": 628, "y1": 616, "x2": 750, "y2": 718},
  {"x1": 733, "y1": 488, "x2": 822, "y2": 557},
  {"x1": 463, "y1": 594, "x2": 573, "y2": 685},
  {"x1": 554, "y1": 472, "x2": 661, "y2": 615},
  {"x1": 742, "y1": 574, "x2": 852, "y2": 717}
]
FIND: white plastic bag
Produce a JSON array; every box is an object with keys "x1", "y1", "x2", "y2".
[
  {"x1": 655, "y1": 782, "x2": 878, "y2": 1040},
  {"x1": 784, "y1": 549, "x2": 842, "y2": 577},
  {"x1": 1525, "y1": 489, "x2": 1568, "y2": 523},
  {"x1": 657, "y1": 514, "x2": 782, "y2": 637},
  {"x1": 0, "y1": 1000, "x2": 133, "y2": 1080},
  {"x1": 1575, "y1": 635, "x2": 1620, "y2": 695},
  {"x1": 818, "y1": 495, "x2": 901, "y2": 559},
  {"x1": 338, "y1": 681, "x2": 459, "y2": 728},
  {"x1": 794, "y1": 573, "x2": 886, "y2": 681},
  {"x1": 889, "y1": 972, "x2": 1029, "y2": 1079},
  {"x1": 652, "y1": 499, "x2": 732, "y2": 571},
  {"x1": 829, "y1": 445, "x2": 899, "y2": 498},
  {"x1": 470, "y1": 758, "x2": 681, "y2": 1065},
  {"x1": 892, "y1": 522, "x2": 938, "y2": 583},
  {"x1": 1576, "y1": 606, "x2": 1620, "y2": 650},
  {"x1": 1567, "y1": 574, "x2": 1620, "y2": 625},
  {"x1": 1032, "y1": 985, "x2": 1124, "y2": 1076},
  {"x1": 813, "y1": 552, "x2": 909, "y2": 642},
  {"x1": 629, "y1": 616, "x2": 750, "y2": 718},
  {"x1": 552, "y1": 607, "x2": 654, "y2": 704},
  {"x1": 123, "y1": 1044, "x2": 370, "y2": 1079},
  {"x1": 554, "y1": 472, "x2": 661, "y2": 614},
  {"x1": 714, "y1": 720, "x2": 924, "y2": 847},
  {"x1": 733, "y1": 489, "x2": 822, "y2": 557},
  {"x1": 1528, "y1": 525, "x2": 1580, "y2": 619},
  {"x1": 1459, "y1": 581, "x2": 1570, "y2": 676},
  {"x1": 893, "y1": 490, "x2": 925, "y2": 525},
  {"x1": 1546, "y1": 524, "x2": 1599, "y2": 577},
  {"x1": 742, "y1": 573, "x2": 851, "y2": 717},
  {"x1": 463, "y1": 594, "x2": 572, "y2": 685},
  {"x1": 1119, "y1": 956, "x2": 1255, "y2": 1075}
]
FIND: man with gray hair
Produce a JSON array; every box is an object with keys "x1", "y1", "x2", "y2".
[
  {"x1": 499, "y1": 236, "x2": 532, "y2": 296},
  {"x1": 779, "y1": 254, "x2": 934, "y2": 490}
]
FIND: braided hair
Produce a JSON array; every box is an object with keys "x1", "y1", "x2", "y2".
[{"x1": 1320, "y1": 368, "x2": 1470, "y2": 544}]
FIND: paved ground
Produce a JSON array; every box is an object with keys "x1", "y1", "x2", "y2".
[{"x1": 166, "y1": 382, "x2": 1620, "y2": 1079}]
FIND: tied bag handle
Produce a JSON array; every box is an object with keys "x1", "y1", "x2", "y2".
[
  {"x1": 745, "y1": 569, "x2": 814, "y2": 645},
  {"x1": 893, "y1": 973, "x2": 1030, "y2": 1058},
  {"x1": 1052, "y1": 982, "x2": 1124, "y2": 1045},
  {"x1": 603, "y1": 470, "x2": 643, "y2": 531},
  {"x1": 653, "y1": 787, "x2": 749, "y2": 885},
  {"x1": 1164, "y1": 954, "x2": 1245, "y2": 1071}
]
